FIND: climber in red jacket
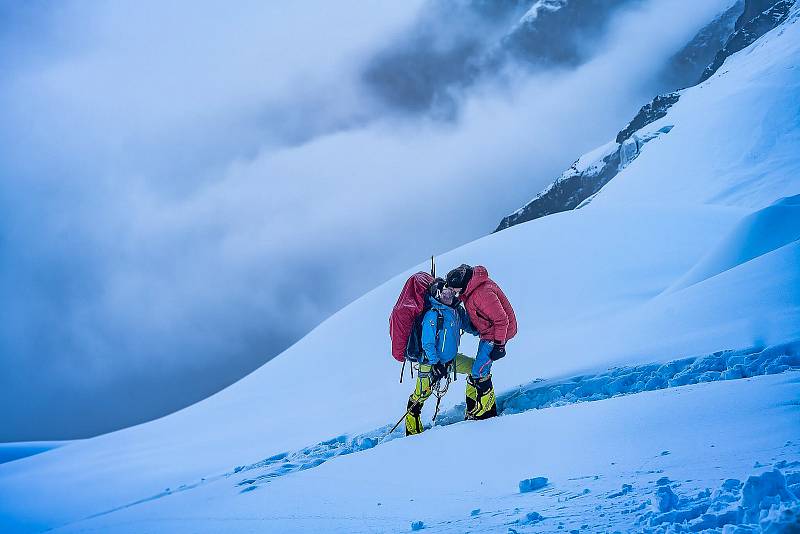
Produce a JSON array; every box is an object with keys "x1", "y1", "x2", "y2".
[{"x1": 445, "y1": 264, "x2": 517, "y2": 420}]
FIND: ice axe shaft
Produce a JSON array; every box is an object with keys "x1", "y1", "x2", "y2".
[{"x1": 388, "y1": 400, "x2": 420, "y2": 435}]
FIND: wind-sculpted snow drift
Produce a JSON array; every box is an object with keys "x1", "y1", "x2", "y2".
[
  {"x1": 667, "y1": 194, "x2": 800, "y2": 293},
  {"x1": 232, "y1": 342, "x2": 799, "y2": 492}
]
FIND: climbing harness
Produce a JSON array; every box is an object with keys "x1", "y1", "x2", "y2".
[{"x1": 388, "y1": 366, "x2": 452, "y2": 436}]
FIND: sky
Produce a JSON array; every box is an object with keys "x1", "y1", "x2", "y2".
[{"x1": 0, "y1": 0, "x2": 736, "y2": 441}]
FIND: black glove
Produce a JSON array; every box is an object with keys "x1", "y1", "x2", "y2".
[
  {"x1": 488, "y1": 341, "x2": 506, "y2": 361},
  {"x1": 430, "y1": 362, "x2": 448, "y2": 383}
]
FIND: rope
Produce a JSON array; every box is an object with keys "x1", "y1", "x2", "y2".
[
  {"x1": 388, "y1": 362, "x2": 451, "y2": 437},
  {"x1": 431, "y1": 373, "x2": 451, "y2": 423}
]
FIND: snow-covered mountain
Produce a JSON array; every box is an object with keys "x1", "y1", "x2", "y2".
[
  {"x1": 496, "y1": 0, "x2": 792, "y2": 232},
  {"x1": 1, "y1": 1, "x2": 799, "y2": 533}
]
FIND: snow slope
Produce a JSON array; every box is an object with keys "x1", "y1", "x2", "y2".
[
  {"x1": 0, "y1": 442, "x2": 69, "y2": 465},
  {"x1": 1, "y1": 4, "x2": 799, "y2": 534},
  {"x1": 50, "y1": 371, "x2": 800, "y2": 533}
]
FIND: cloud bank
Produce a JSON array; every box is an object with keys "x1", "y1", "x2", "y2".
[{"x1": 0, "y1": 0, "x2": 734, "y2": 440}]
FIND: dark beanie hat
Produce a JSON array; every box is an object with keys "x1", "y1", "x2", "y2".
[{"x1": 446, "y1": 264, "x2": 473, "y2": 289}]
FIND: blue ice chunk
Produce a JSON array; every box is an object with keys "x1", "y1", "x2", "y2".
[
  {"x1": 644, "y1": 376, "x2": 665, "y2": 390},
  {"x1": 722, "y1": 365, "x2": 744, "y2": 380},
  {"x1": 525, "y1": 511, "x2": 544, "y2": 523},
  {"x1": 785, "y1": 472, "x2": 800, "y2": 484},
  {"x1": 722, "y1": 478, "x2": 741, "y2": 491},
  {"x1": 470, "y1": 508, "x2": 480, "y2": 516},
  {"x1": 607, "y1": 483, "x2": 633, "y2": 498},
  {"x1": 697, "y1": 371, "x2": 721, "y2": 382},
  {"x1": 519, "y1": 477, "x2": 549, "y2": 493},
  {"x1": 655, "y1": 485, "x2": 679, "y2": 512},
  {"x1": 687, "y1": 512, "x2": 717, "y2": 531},
  {"x1": 741, "y1": 469, "x2": 794, "y2": 523},
  {"x1": 411, "y1": 520, "x2": 425, "y2": 531},
  {"x1": 765, "y1": 363, "x2": 790, "y2": 374}
]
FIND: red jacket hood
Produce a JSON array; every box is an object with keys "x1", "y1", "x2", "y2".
[
  {"x1": 458, "y1": 265, "x2": 517, "y2": 343},
  {"x1": 461, "y1": 265, "x2": 488, "y2": 299}
]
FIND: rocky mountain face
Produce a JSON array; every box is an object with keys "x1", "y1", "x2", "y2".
[
  {"x1": 495, "y1": 94, "x2": 678, "y2": 232},
  {"x1": 495, "y1": 0, "x2": 794, "y2": 233},
  {"x1": 659, "y1": 0, "x2": 743, "y2": 90},
  {"x1": 700, "y1": 0, "x2": 795, "y2": 82},
  {"x1": 614, "y1": 93, "x2": 680, "y2": 144}
]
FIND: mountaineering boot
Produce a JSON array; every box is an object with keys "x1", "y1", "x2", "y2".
[
  {"x1": 465, "y1": 374, "x2": 497, "y2": 420},
  {"x1": 405, "y1": 397, "x2": 424, "y2": 436},
  {"x1": 405, "y1": 364, "x2": 434, "y2": 436}
]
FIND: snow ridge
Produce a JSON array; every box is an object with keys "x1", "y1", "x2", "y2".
[{"x1": 439, "y1": 340, "x2": 800, "y2": 423}]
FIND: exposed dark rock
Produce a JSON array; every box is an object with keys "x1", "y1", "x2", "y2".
[
  {"x1": 494, "y1": 92, "x2": 679, "y2": 232},
  {"x1": 660, "y1": 0, "x2": 743, "y2": 90},
  {"x1": 495, "y1": 145, "x2": 622, "y2": 232},
  {"x1": 736, "y1": 0, "x2": 782, "y2": 29},
  {"x1": 615, "y1": 92, "x2": 680, "y2": 144},
  {"x1": 699, "y1": 0, "x2": 794, "y2": 83}
]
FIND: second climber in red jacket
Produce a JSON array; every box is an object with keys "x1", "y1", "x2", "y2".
[{"x1": 445, "y1": 264, "x2": 517, "y2": 421}]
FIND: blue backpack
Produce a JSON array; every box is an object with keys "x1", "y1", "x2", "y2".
[{"x1": 405, "y1": 298, "x2": 443, "y2": 363}]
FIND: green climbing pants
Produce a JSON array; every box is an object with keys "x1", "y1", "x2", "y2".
[{"x1": 405, "y1": 354, "x2": 476, "y2": 436}]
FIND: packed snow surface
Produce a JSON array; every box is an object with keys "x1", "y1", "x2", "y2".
[
  {"x1": 0, "y1": 442, "x2": 69, "y2": 465},
  {"x1": 1, "y1": 3, "x2": 799, "y2": 534},
  {"x1": 37, "y1": 371, "x2": 800, "y2": 533}
]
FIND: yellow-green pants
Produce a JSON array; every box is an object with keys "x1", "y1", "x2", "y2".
[{"x1": 405, "y1": 354, "x2": 493, "y2": 435}]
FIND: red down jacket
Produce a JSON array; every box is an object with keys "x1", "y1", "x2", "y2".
[
  {"x1": 389, "y1": 272, "x2": 434, "y2": 362},
  {"x1": 459, "y1": 266, "x2": 517, "y2": 343}
]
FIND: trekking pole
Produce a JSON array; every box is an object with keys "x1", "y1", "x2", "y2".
[{"x1": 431, "y1": 255, "x2": 435, "y2": 277}]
